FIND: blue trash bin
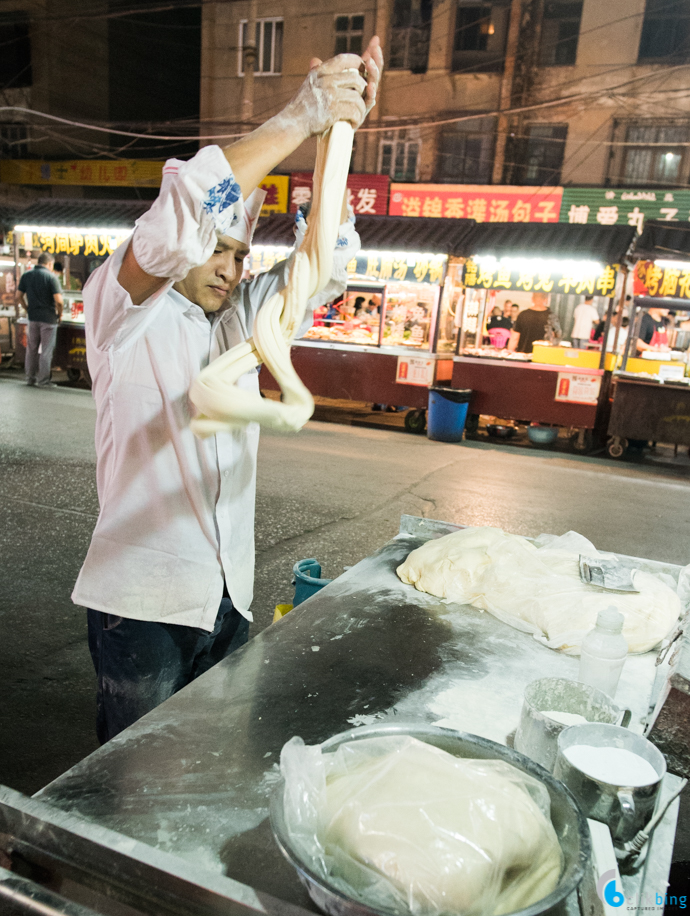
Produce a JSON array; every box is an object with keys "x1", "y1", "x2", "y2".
[
  {"x1": 293, "y1": 558, "x2": 333, "y2": 607},
  {"x1": 427, "y1": 387, "x2": 472, "y2": 442}
]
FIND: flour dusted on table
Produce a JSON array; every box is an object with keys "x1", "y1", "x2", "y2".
[{"x1": 396, "y1": 527, "x2": 681, "y2": 655}]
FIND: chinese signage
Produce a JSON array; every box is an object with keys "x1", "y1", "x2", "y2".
[
  {"x1": 0, "y1": 160, "x2": 289, "y2": 213},
  {"x1": 634, "y1": 260, "x2": 690, "y2": 300},
  {"x1": 9, "y1": 228, "x2": 131, "y2": 257},
  {"x1": 463, "y1": 258, "x2": 618, "y2": 296},
  {"x1": 555, "y1": 372, "x2": 601, "y2": 405},
  {"x1": 0, "y1": 159, "x2": 164, "y2": 187},
  {"x1": 249, "y1": 245, "x2": 290, "y2": 275},
  {"x1": 389, "y1": 184, "x2": 563, "y2": 222},
  {"x1": 258, "y1": 175, "x2": 289, "y2": 214},
  {"x1": 347, "y1": 252, "x2": 446, "y2": 285},
  {"x1": 290, "y1": 172, "x2": 389, "y2": 215},
  {"x1": 560, "y1": 188, "x2": 690, "y2": 233},
  {"x1": 396, "y1": 355, "x2": 434, "y2": 386}
]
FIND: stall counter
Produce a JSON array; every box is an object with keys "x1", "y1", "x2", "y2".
[
  {"x1": 452, "y1": 355, "x2": 610, "y2": 436},
  {"x1": 608, "y1": 374, "x2": 690, "y2": 457},
  {"x1": 0, "y1": 516, "x2": 677, "y2": 916},
  {"x1": 259, "y1": 339, "x2": 453, "y2": 411}
]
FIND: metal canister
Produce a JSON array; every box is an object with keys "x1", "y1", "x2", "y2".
[
  {"x1": 514, "y1": 677, "x2": 630, "y2": 773},
  {"x1": 553, "y1": 723, "x2": 666, "y2": 844}
]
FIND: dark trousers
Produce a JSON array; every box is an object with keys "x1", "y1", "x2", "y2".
[
  {"x1": 26, "y1": 321, "x2": 58, "y2": 386},
  {"x1": 87, "y1": 595, "x2": 249, "y2": 744}
]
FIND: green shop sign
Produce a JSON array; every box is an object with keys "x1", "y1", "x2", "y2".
[{"x1": 560, "y1": 188, "x2": 690, "y2": 233}]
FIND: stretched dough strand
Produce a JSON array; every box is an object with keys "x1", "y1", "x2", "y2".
[{"x1": 190, "y1": 122, "x2": 354, "y2": 437}]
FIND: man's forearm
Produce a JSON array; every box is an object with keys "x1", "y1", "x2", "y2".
[{"x1": 224, "y1": 117, "x2": 308, "y2": 199}]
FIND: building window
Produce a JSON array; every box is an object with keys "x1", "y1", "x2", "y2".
[
  {"x1": 0, "y1": 12, "x2": 32, "y2": 88},
  {"x1": 638, "y1": 0, "x2": 690, "y2": 61},
  {"x1": 509, "y1": 124, "x2": 567, "y2": 185},
  {"x1": 452, "y1": 2, "x2": 509, "y2": 73},
  {"x1": 379, "y1": 130, "x2": 420, "y2": 181},
  {"x1": 539, "y1": 1, "x2": 583, "y2": 66},
  {"x1": 238, "y1": 18, "x2": 283, "y2": 75},
  {"x1": 621, "y1": 123, "x2": 688, "y2": 186},
  {"x1": 436, "y1": 117, "x2": 495, "y2": 183},
  {"x1": 0, "y1": 123, "x2": 28, "y2": 158},
  {"x1": 389, "y1": 0, "x2": 432, "y2": 73},
  {"x1": 335, "y1": 14, "x2": 364, "y2": 54}
]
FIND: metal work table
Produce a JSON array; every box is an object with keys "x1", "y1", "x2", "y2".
[{"x1": 1, "y1": 517, "x2": 684, "y2": 914}]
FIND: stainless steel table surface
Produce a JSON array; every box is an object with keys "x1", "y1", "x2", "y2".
[{"x1": 35, "y1": 517, "x2": 682, "y2": 912}]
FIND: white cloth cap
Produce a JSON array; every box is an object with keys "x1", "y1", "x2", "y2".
[{"x1": 226, "y1": 187, "x2": 266, "y2": 245}]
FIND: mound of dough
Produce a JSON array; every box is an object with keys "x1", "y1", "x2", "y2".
[
  {"x1": 397, "y1": 527, "x2": 680, "y2": 654},
  {"x1": 322, "y1": 737, "x2": 562, "y2": 916}
]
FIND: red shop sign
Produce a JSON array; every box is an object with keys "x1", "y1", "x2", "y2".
[
  {"x1": 389, "y1": 184, "x2": 563, "y2": 222},
  {"x1": 290, "y1": 172, "x2": 390, "y2": 215}
]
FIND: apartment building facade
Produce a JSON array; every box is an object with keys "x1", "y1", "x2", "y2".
[{"x1": 200, "y1": 0, "x2": 690, "y2": 190}]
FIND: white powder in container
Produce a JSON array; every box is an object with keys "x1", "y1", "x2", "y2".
[
  {"x1": 564, "y1": 745, "x2": 659, "y2": 787},
  {"x1": 542, "y1": 711, "x2": 589, "y2": 727}
]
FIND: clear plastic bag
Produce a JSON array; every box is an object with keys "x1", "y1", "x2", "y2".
[
  {"x1": 281, "y1": 734, "x2": 563, "y2": 916},
  {"x1": 397, "y1": 527, "x2": 683, "y2": 655}
]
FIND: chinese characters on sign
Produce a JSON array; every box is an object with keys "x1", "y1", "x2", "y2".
[
  {"x1": 555, "y1": 372, "x2": 602, "y2": 405},
  {"x1": 560, "y1": 188, "x2": 690, "y2": 234},
  {"x1": 634, "y1": 260, "x2": 690, "y2": 300},
  {"x1": 0, "y1": 159, "x2": 164, "y2": 187},
  {"x1": 396, "y1": 356, "x2": 434, "y2": 386},
  {"x1": 389, "y1": 185, "x2": 563, "y2": 222},
  {"x1": 9, "y1": 229, "x2": 131, "y2": 257},
  {"x1": 463, "y1": 259, "x2": 618, "y2": 296},
  {"x1": 290, "y1": 173, "x2": 390, "y2": 215},
  {"x1": 249, "y1": 246, "x2": 291, "y2": 275},
  {"x1": 347, "y1": 252, "x2": 446, "y2": 285},
  {"x1": 258, "y1": 176, "x2": 289, "y2": 214}
]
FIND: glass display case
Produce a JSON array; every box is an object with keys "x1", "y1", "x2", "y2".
[
  {"x1": 381, "y1": 281, "x2": 438, "y2": 349},
  {"x1": 303, "y1": 283, "x2": 385, "y2": 346},
  {"x1": 435, "y1": 261, "x2": 464, "y2": 353},
  {"x1": 61, "y1": 290, "x2": 85, "y2": 325}
]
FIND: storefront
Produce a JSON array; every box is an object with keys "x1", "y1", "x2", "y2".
[
  {"x1": 449, "y1": 223, "x2": 636, "y2": 451},
  {"x1": 606, "y1": 221, "x2": 690, "y2": 458},
  {"x1": 5, "y1": 207, "x2": 140, "y2": 381},
  {"x1": 253, "y1": 214, "x2": 475, "y2": 429}
]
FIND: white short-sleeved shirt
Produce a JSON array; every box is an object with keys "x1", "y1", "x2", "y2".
[{"x1": 72, "y1": 146, "x2": 359, "y2": 630}]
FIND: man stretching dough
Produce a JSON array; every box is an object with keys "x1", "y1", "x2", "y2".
[{"x1": 72, "y1": 42, "x2": 383, "y2": 743}]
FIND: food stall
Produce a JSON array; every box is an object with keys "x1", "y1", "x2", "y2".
[
  {"x1": 0, "y1": 515, "x2": 686, "y2": 915},
  {"x1": 450, "y1": 223, "x2": 636, "y2": 452},
  {"x1": 606, "y1": 221, "x2": 690, "y2": 458},
  {"x1": 253, "y1": 215, "x2": 475, "y2": 432},
  {"x1": 9, "y1": 222, "x2": 132, "y2": 382}
]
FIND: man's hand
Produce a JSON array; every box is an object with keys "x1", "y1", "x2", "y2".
[
  {"x1": 286, "y1": 36, "x2": 384, "y2": 138},
  {"x1": 286, "y1": 55, "x2": 367, "y2": 138}
]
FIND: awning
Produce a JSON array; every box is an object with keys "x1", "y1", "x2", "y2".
[
  {"x1": 253, "y1": 214, "x2": 476, "y2": 254},
  {"x1": 633, "y1": 220, "x2": 690, "y2": 262},
  {"x1": 0, "y1": 198, "x2": 151, "y2": 231},
  {"x1": 463, "y1": 222, "x2": 637, "y2": 265}
]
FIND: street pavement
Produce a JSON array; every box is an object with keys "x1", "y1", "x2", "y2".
[{"x1": 0, "y1": 376, "x2": 688, "y2": 862}]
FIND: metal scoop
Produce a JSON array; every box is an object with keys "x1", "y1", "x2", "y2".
[{"x1": 579, "y1": 555, "x2": 640, "y2": 593}]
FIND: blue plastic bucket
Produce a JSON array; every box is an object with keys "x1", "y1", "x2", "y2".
[
  {"x1": 427, "y1": 387, "x2": 472, "y2": 442},
  {"x1": 293, "y1": 558, "x2": 333, "y2": 607}
]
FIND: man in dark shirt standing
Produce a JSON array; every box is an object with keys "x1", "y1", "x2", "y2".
[
  {"x1": 17, "y1": 252, "x2": 64, "y2": 388},
  {"x1": 508, "y1": 291, "x2": 554, "y2": 353}
]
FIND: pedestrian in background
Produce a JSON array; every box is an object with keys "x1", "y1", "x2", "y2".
[
  {"x1": 16, "y1": 252, "x2": 64, "y2": 388},
  {"x1": 571, "y1": 294, "x2": 599, "y2": 349}
]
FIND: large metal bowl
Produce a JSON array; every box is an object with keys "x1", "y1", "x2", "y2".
[{"x1": 270, "y1": 723, "x2": 590, "y2": 916}]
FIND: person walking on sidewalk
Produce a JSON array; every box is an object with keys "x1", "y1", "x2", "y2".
[{"x1": 16, "y1": 252, "x2": 64, "y2": 388}]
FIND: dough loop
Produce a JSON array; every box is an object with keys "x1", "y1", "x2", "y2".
[{"x1": 190, "y1": 122, "x2": 354, "y2": 436}]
